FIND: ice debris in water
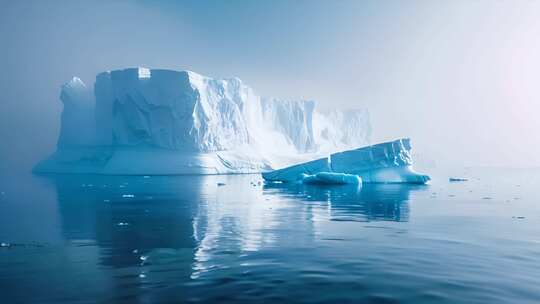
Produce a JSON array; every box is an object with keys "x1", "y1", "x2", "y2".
[
  {"x1": 449, "y1": 177, "x2": 469, "y2": 182},
  {"x1": 122, "y1": 194, "x2": 135, "y2": 198},
  {"x1": 117, "y1": 222, "x2": 130, "y2": 226},
  {"x1": 1, "y1": 242, "x2": 10, "y2": 248},
  {"x1": 300, "y1": 172, "x2": 362, "y2": 185},
  {"x1": 217, "y1": 182, "x2": 226, "y2": 186}
]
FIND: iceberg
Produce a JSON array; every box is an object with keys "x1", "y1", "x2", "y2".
[
  {"x1": 34, "y1": 68, "x2": 371, "y2": 175},
  {"x1": 262, "y1": 138, "x2": 430, "y2": 184}
]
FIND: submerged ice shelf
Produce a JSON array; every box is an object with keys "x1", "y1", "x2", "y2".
[{"x1": 34, "y1": 67, "x2": 429, "y2": 183}]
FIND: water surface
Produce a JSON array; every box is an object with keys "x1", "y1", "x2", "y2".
[{"x1": 1, "y1": 168, "x2": 539, "y2": 303}]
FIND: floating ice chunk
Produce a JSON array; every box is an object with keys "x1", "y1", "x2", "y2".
[
  {"x1": 122, "y1": 194, "x2": 135, "y2": 198},
  {"x1": 138, "y1": 67, "x2": 151, "y2": 79},
  {"x1": 117, "y1": 222, "x2": 130, "y2": 226},
  {"x1": 263, "y1": 139, "x2": 430, "y2": 184},
  {"x1": 300, "y1": 172, "x2": 362, "y2": 185},
  {"x1": 0, "y1": 242, "x2": 10, "y2": 248},
  {"x1": 262, "y1": 157, "x2": 330, "y2": 183},
  {"x1": 449, "y1": 177, "x2": 469, "y2": 182},
  {"x1": 329, "y1": 139, "x2": 430, "y2": 184}
]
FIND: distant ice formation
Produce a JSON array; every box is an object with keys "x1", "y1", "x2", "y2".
[
  {"x1": 449, "y1": 177, "x2": 468, "y2": 182},
  {"x1": 34, "y1": 68, "x2": 371, "y2": 175}
]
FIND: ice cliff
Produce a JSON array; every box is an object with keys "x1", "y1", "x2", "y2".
[{"x1": 34, "y1": 67, "x2": 371, "y2": 175}]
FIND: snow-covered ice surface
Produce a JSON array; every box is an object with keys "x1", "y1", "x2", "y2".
[
  {"x1": 34, "y1": 67, "x2": 371, "y2": 175},
  {"x1": 263, "y1": 138, "x2": 431, "y2": 184}
]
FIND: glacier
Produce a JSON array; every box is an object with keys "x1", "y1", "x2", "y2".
[{"x1": 34, "y1": 67, "x2": 372, "y2": 175}]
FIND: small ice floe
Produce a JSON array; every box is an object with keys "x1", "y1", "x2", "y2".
[
  {"x1": 103, "y1": 199, "x2": 111, "y2": 203},
  {"x1": 140, "y1": 255, "x2": 148, "y2": 262},
  {"x1": 117, "y1": 222, "x2": 130, "y2": 226},
  {"x1": 217, "y1": 182, "x2": 226, "y2": 186},
  {"x1": 0, "y1": 242, "x2": 11, "y2": 248},
  {"x1": 139, "y1": 273, "x2": 146, "y2": 278},
  {"x1": 1, "y1": 191, "x2": 6, "y2": 195},
  {"x1": 122, "y1": 194, "x2": 135, "y2": 198},
  {"x1": 132, "y1": 249, "x2": 139, "y2": 254},
  {"x1": 143, "y1": 176, "x2": 150, "y2": 179},
  {"x1": 449, "y1": 177, "x2": 468, "y2": 182},
  {"x1": 300, "y1": 172, "x2": 361, "y2": 185}
]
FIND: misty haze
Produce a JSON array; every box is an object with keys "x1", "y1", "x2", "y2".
[{"x1": 1, "y1": 1, "x2": 540, "y2": 303}]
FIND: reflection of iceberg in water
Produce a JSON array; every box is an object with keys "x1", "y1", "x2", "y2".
[
  {"x1": 50, "y1": 174, "x2": 289, "y2": 282},
  {"x1": 47, "y1": 174, "x2": 426, "y2": 299},
  {"x1": 263, "y1": 182, "x2": 425, "y2": 222},
  {"x1": 52, "y1": 175, "x2": 196, "y2": 268},
  {"x1": 190, "y1": 182, "x2": 280, "y2": 278}
]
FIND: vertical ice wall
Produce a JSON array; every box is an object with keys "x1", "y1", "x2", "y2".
[{"x1": 57, "y1": 67, "x2": 371, "y2": 158}]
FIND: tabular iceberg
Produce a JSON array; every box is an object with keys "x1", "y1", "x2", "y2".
[{"x1": 34, "y1": 67, "x2": 371, "y2": 175}]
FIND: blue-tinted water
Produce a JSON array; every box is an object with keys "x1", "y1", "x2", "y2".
[{"x1": 1, "y1": 168, "x2": 540, "y2": 303}]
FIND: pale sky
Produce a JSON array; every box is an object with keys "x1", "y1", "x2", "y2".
[{"x1": 1, "y1": 0, "x2": 540, "y2": 171}]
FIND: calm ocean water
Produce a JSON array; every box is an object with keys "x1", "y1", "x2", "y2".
[{"x1": 1, "y1": 167, "x2": 540, "y2": 303}]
